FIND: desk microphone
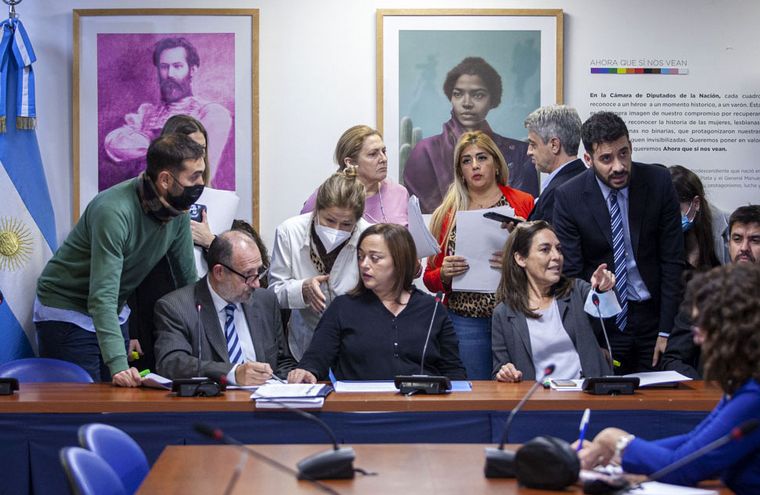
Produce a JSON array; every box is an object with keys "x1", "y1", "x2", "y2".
[
  {"x1": 484, "y1": 364, "x2": 555, "y2": 477},
  {"x1": 256, "y1": 399, "x2": 358, "y2": 480},
  {"x1": 194, "y1": 423, "x2": 339, "y2": 495},
  {"x1": 591, "y1": 293, "x2": 616, "y2": 369},
  {"x1": 172, "y1": 303, "x2": 224, "y2": 397},
  {"x1": 394, "y1": 292, "x2": 451, "y2": 395},
  {"x1": 583, "y1": 419, "x2": 760, "y2": 494},
  {"x1": 0, "y1": 289, "x2": 21, "y2": 395},
  {"x1": 585, "y1": 294, "x2": 638, "y2": 395}
]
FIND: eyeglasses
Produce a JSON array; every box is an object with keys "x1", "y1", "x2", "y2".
[{"x1": 219, "y1": 263, "x2": 268, "y2": 285}]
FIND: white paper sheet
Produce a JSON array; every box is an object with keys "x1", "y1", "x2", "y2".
[
  {"x1": 407, "y1": 195, "x2": 440, "y2": 258},
  {"x1": 631, "y1": 481, "x2": 717, "y2": 494},
  {"x1": 451, "y1": 206, "x2": 513, "y2": 292},
  {"x1": 140, "y1": 372, "x2": 172, "y2": 390},
  {"x1": 191, "y1": 187, "x2": 241, "y2": 277},
  {"x1": 623, "y1": 370, "x2": 692, "y2": 388},
  {"x1": 333, "y1": 380, "x2": 473, "y2": 393},
  {"x1": 334, "y1": 381, "x2": 399, "y2": 392}
]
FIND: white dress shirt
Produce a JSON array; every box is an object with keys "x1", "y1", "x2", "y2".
[{"x1": 207, "y1": 278, "x2": 256, "y2": 385}]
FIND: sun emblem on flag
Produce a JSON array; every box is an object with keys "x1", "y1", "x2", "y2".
[{"x1": 0, "y1": 217, "x2": 33, "y2": 271}]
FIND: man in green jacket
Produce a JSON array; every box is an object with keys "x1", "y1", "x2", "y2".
[{"x1": 35, "y1": 133, "x2": 204, "y2": 386}]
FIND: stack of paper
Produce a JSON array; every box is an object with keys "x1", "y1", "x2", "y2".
[
  {"x1": 251, "y1": 383, "x2": 332, "y2": 409},
  {"x1": 407, "y1": 195, "x2": 440, "y2": 258}
]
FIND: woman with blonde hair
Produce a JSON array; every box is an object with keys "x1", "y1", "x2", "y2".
[
  {"x1": 301, "y1": 125, "x2": 409, "y2": 226},
  {"x1": 424, "y1": 130, "x2": 534, "y2": 379},
  {"x1": 269, "y1": 168, "x2": 370, "y2": 359}
]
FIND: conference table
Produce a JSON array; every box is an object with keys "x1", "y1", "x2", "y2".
[
  {"x1": 1, "y1": 381, "x2": 720, "y2": 495},
  {"x1": 136, "y1": 444, "x2": 733, "y2": 494}
]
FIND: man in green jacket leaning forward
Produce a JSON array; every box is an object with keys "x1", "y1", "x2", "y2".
[{"x1": 35, "y1": 133, "x2": 204, "y2": 386}]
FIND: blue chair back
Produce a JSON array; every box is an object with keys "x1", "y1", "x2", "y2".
[
  {"x1": 60, "y1": 447, "x2": 127, "y2": 495},
  {"x1": 78, "y1": 423, "x2": 149, "y2": 495},
  {"x1": 0, "y1": 357, "x2": 94, "y2": 383}
]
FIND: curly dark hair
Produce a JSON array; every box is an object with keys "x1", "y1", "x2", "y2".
[
  {"x1": 581, "y1": 111, "x2": 629, "y2": 155},
  {"x1": 685, "y1": 263, "x2": 760, "y2": 394},
  {"x1": 443, "y1": 57, "x2": 502, "y2": 109}
]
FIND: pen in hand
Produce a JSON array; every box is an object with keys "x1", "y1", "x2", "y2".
[
  {"x1": 270, "y1": 374, "x2": 286, "y2": 384},
  {"x1": 577, "y1": 408, "x2": 591, "y2": 452}
]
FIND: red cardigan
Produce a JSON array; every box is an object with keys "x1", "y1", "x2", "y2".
[{"x1": 423, "y1": 184, "x2": 534, "y2": 296}]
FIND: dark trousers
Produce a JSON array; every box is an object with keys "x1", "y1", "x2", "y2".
[
  {"x1": 36, "y1": 320, "x2": 130, "y2": 382},
  {"x1": 608, "y1": 299, "x2": 659, "y2": 375}
]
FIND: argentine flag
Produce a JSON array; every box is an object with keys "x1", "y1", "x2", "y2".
[{"x1": 0, "y1": 20, "x2": 56, "y2": 363}]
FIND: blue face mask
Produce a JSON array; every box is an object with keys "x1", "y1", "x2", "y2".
[
  {"x1": 681, "y1": 202, "x2": 696, "y2": 232},
  {"x1": 681, "y1": 214, "x2": 694, "y2": 232}
]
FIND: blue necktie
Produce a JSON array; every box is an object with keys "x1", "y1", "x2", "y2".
[
  {"x1": 609, "y1": 191, "x2": 629, "y2": 332},
  {"x1": 224, "y1": 303, "x2": 243, "y2": 364}
]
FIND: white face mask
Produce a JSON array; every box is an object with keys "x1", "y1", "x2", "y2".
[{"x1": 315, "y1": 219, "x2": 352, "y2": 253}]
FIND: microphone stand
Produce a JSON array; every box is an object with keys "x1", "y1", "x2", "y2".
[
  {"x1": 394, "y1": 292, "x2": 451, "y2": 395},
  {"x1": 257, "y1": 399, "x2": 358, "y2": 480},
  {"x1": 194, "y1": 423, "x2": 340, "y2": 495},
  {"x1": 484, "y1": 365, "x2": 555, "y2": 478}
]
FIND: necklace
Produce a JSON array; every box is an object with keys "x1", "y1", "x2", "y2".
[
  {"x1": 470, "y1": 188, "x2": 503, "y2": 209},
  {"x1": 363, "y1": 183, "x2": 388, "y2": 224}
]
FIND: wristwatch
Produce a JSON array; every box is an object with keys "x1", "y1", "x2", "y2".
[{"x1": 614, "y1": 434, "x2": 636, "y2": 460}]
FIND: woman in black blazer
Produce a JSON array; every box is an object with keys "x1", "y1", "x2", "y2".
[{"x1": 492, "y1": 220, "x2": 615, "y2": 381}]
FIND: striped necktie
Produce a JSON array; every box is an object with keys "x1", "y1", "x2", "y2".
[
  {"x1": 224, "y1": 303, "x2": 244, "y2": 364},
  {"x1": 609, "y1": 191, "x2": 629, "y2": 331}
]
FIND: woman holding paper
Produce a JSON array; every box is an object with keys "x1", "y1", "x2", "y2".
[
  {"x1": 288, "y1": 223, "x2": 466, "y2": 383},
  {"x1": 301, "y1": 125, "x2": 409, "y2": 226},
  {"x1": 268, "y1": 169, "x2": 370, "y2": 360},
  {"x1": 576, "y1": 264, "x2": 760, "y2": 493},
  {"x1": 424, "y1": 130, "x2": 534, "y2": 380},
  {"x1": 491, "y1": 220, "x2": 615, "y2": 381}
]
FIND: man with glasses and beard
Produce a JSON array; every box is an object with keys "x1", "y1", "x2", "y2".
[
  {"x1": 154, "y1": 230, "x2": 296, "y2": 385},
  {"x1": 104, "y1": 37, "x2": 232, "y2": 187}
]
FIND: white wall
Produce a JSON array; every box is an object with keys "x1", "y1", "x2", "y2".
[{"x1": 17, "y1": 0, "x2": 760, "y2": 248}]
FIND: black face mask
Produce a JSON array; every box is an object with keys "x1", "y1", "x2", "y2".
[{"x1": 167, "y1": 174, "x2": 204, "y2": 211}]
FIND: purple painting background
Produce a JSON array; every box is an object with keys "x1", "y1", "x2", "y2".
[{"x1": 97, "y1": 33, "x2": 236, "y2": 191}]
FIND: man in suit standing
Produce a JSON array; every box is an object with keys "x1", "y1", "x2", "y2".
[
  {"x1": 154, "y1": 230, "x2": 296, "y2": 384},
  {"x1": 524, "y1": 105, "x2": 587, "y2": 222},
  {"x1": 553, "y1": 112, "x2": 684, "y2": 374}
]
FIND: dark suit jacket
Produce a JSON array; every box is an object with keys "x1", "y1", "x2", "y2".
[
  {"x1": 659, "y1": 309, "x2": 702, "y2": 379},
  {"x1": 154, "y1": 277, "x2": 297, "y2": 380},
  {"x1": 552, "y1": 162, "x2": 685, "y2": 334},
  {"x1": 528, "y1": 158, "x2": 586, "y2": 222},
  {"x1": 491, "y1": 279, "x2": 612, "y2": 380}
]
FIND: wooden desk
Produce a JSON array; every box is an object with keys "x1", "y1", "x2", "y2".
[
  {"x1": 136, "y1": 444, "x2": 732, "y2": 495},
  {"x1": 1, "y1": 382, "x2": 721, "y2": 495},
  {"x1": 0, "y1": 380, "x2": 721, "y2": 414}
]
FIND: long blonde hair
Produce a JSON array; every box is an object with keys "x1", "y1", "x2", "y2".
[{"x1": 428, "y1": 131, "x2": 510, "y2": 263}]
